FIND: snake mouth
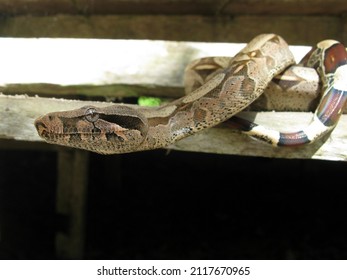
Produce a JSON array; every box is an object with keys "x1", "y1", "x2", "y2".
[
  {"x1": 34, "y1": 117, "x2": 69, "y2": 141},
  {"x1": 34, "y1": 119, "x2": 50, "y2": 139},
  {"x1": 34, "y1": 115, "x2": 129, "y2": 146}
]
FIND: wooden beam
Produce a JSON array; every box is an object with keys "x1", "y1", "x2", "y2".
[
  {"x1": 1, "y1": 94, "x2": 346, "y2": 161},
  {"x1": 172, "y1": 112, "x2": 347, "y2": 162},
  {"x1": 0, "y1": 15, "x2": 343, "y2": 45},
  {"x1": 0, "y1": 38, "x2": 342, "y2": 113},
  {"x1": 0, "y1": 0, "x2": 225, "y2": 15},
  {"x1": 0, "y1": 0, "x2": 346, "y2": 16},
  {"x1": 55, "y1": 149, "x2": 89, "y2": 259},
  {"x1": 0, "y1": 37, "x2": 321, "y2": 112}
]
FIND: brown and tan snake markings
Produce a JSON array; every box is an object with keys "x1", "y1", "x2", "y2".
[{"x1": 35, "y1": 34, "x2": 347, "y2": 154}]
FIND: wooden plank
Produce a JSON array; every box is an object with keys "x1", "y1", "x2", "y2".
[
  {"x1": 0, "y1": 38, "x2": 322, "y2": 113},
  {"x1": 0, "y1": 15, "x2": 342, "y2": 45},
  {"x1": 0, "y1": 38, "x2": 308, "y2": 85},
  {"x1": 0, "y1": 0, "x2": 225, "y2": 15},
  {"x1": 2, "y1": 38, "x2": 254, "y2": 88},
  {"x1": 172, "y1": 112, "x2": 347, "y2": 162},
  {"x1": 0, "y1": 0, "x2": 75, "y2": 15},
  {"x1": 0, "y1": 38, "x2": 340, "y2": 113},
  {"x1": 55, "y1": 149, "x2": 89, "y2": 259},
  {"x1": 0, "y1": 94, "x2": 346, "y2": 161},
  {"x1": 0, "y1": 0, "x2": 346, "y2": 16}
]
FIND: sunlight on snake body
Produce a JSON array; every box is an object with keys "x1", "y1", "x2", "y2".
[{"x1": 34, "y1": 34, "x2": 347, "y2": 154}]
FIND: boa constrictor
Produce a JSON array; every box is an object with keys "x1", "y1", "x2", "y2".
[{"x1": 35, "y1": 34, "x2": 347, "y2": 154}]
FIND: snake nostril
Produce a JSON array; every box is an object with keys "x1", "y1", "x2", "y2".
[
  {"x1": 34, "y1": 119, "x2": 48, "y2": 135},
  {"x1": 34, "y1": 120, "x2": 44, "y2": 129}
]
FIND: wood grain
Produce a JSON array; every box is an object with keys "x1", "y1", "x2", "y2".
[
  {"x1": 1, "y1": 0, "x2": 346, "y2": 15},
  {"x1": 0, "y1": 15, "x2": 344, "y2": 44}
]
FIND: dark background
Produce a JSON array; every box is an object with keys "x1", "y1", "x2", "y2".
[{"x1": 1, "y1": 148, "x2": 346, "y2": 259}]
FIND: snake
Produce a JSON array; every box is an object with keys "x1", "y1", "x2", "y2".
[{"x1": 34, "y1": 33, "x2": 347, "y2": 154}]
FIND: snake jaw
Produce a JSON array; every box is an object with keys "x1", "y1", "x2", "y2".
[
  {"x1": 34, "y1": 119, "x2": 47, "y2": 138},
  {"x1": 34, "y1": 105, "x2": 150, "y2": 153},
  {"x1": 35, "y1": 114, "x2": 63, "y2": 141},
  {"x1": 35, "y1": 114, "x2": 142, "y2": 153}
]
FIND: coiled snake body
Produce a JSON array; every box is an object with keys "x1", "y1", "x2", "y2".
[{"x1": 35, "y1": 34, "x2": 347, "y2": 154}]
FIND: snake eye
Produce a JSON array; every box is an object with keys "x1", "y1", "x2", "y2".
[{"x1": 85, "y1": 107, "x2": 99, "y2": 122}]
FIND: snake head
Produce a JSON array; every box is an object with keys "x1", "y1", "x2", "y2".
[{"x1": 34, "y1": 105, "x2": 149, "y2": 154}]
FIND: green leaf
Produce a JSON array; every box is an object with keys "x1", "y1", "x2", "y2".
[{"x1": 138, "y1": 96, "x2": 162, "y2": 107}]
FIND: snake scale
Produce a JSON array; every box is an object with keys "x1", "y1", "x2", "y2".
[{"x1": 35, "y1": 34, "x2": 347, "y2": 154}]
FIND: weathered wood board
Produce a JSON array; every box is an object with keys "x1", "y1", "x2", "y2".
[
  {"x1": 1, "y1": 94, "x2": 346, "y2": 161},
  {"x1": 0, "y1": 38, "x2": 309, "y2": 87},
  {"x1": 0, "y1": 38, "x2": 320, "y2": 111},
  {"x1": 0, "y1": 0, "x2": 346, "y2": 16},
  {"x1": 0, "y1": 15, "x2": 345, "y2": 45}
]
